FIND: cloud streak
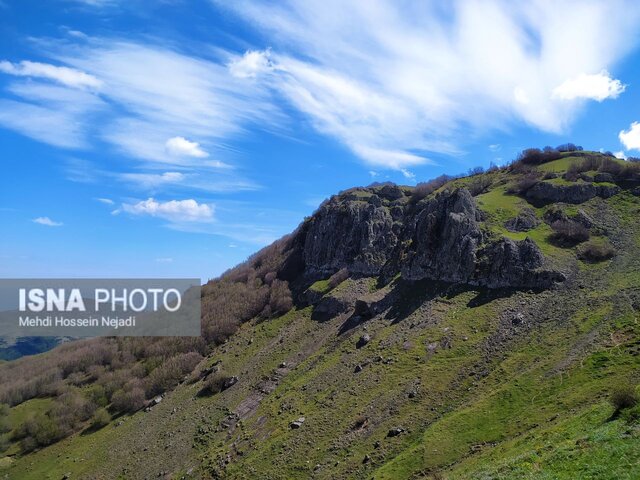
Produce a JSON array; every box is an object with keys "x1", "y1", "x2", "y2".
[
  {"x1": 33, "y1": 217, "x2": 63, "y2": 227},
  {"x1": 0, "y1": 60, "x2": 102, "y2": 89},
  {"x1": 219, "y1": 0, "x2": 640, "y2": 168}
]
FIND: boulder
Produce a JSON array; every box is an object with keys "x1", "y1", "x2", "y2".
[
  {"x1": 504, "y1": 208, "x2": 539, "y2": 232},
  {"x1": 356, "y1": 334, "x2": 371, "y2": 349},
  {"x1": 354, "y1": 299, "x2": 374, "y2": 319},
  {"x1": 312, "y1": 297, "x2": 350, "y2": 321},
  {"x1": 290, "y1": 417, "x2": 305, "y2": 429},
  {"x1": 387, "y1": 427, "x2": 405, "y2": 437}
]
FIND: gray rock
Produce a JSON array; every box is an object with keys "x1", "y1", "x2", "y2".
[
  {"x1": 356, "y1": 334, "x2": 371, "y2": 348},
  {"x1": 290, "y1": 417, "x2": 305, "y2": 429},
  {"x1": 312, "y1": 296, "x2": 350, "y2": 321},
  {"x1": 294, "y1": 187, "x2": 563, "y2": 291},
  {"x1": 504, "y1": 208, "x2": 539, "y2": 232},
  {"x1": 526, "y1": 180, "x2": 620, "y2": 205},
  {"x1": 594, "y1": 172, "x2": 615, "y2": 183}
]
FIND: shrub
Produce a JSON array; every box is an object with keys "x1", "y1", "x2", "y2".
[
  {"x1": 577, "y1": 240, "x2": 615, "y2": 263},
  {"x1": 515, "y1": 147, "x2": 562, "y2": 165},
  {"x1": 201, "y1": 372, "x2": 233, "y2": 396},
  {"x1": 549, "y1": 220, "x2": 590, "y2": 247},
  {"x1": 268, "y1": 279, "x2": 293, "y2": 316},
  {"x1": 556, "y1": 143, "x2": 583, "y2": 152},
  {"x1": 610, "y1": 385, "x2": 638, "y2": 414},
  {"x1": 85, "y1": 385, "x2": 108, "y2": 408},
  {"x1": 409, "y1": 175, "x2": 453, "y2": 204},
  {"x1": 507, "y1": 173, "x2": 540, "y2": 195},
  {"x1": 17, "y1": 414, "x2": 62, "y2": 452},
  {"x1": 146, "y1": 352, "x2": 202, "y2": 397},
  {"x1": 111, "y1": 387, "x2": 145, "y2": 413},
  {"x1": 328, "y1": 268, "x2": 349, "y2": 289},
  {"x1": 0, "y1": 403, "x2": 10, "y2": 434},
  {"x1": 91, "y1": 408, "x2": 111, "y2": 429},
  {"x1": 468, "y1": 175, "x2": 492, "y2": 196}
]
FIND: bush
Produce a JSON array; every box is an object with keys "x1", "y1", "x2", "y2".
[
  {"x1": 201, "y1": 372, "x2": 234, "y2": 396},
  {"x1": 549, "y1": 220, "x2": 590, "y2": 247},
  {"x1": 91, "y1": 408, "x2": 111, "y2": 429},
  {"x1": 17, "y1": 414, "x2": 62, "y2": 452},
  {"x1": 409, "y1": 175, "x2": 453, "y2": 204},
  {"x1": 610, "y1": 385, "x2": 639, "y2": 414},
  {"x1": 268, "y1": 280, "x2": 293, "y2": 316},
  {"x1": 516, "y1": 147, "x2": 562, "y2": 165},
  {"x1": 468, "y1": 175, "x2": 492, "y2": 196},
  {"x1": 556, "y1": 143, "x2": 583, "y2": 152},
  {"x1": 111, "y1": 387, "x2": 145, "y2": 413},
  {"x1": 507, "y1": 173, "x2": 540, "y2": 195},
  {"x1": 577, "y1": 240, "x2": 615, "y2": 263},
  {"x1": 0, "y1": 403, "x2": 10, "y2": 434},
  {"x1": 146, "y1": 352, "x2": 202, "y2": 397}
]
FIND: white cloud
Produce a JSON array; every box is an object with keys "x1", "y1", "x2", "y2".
[
  {"x1": 489, "y1": 144, "x2": 501, "y2": 152},
  {"x1": 229, "y1": 50, "x2": 273, "y2": 78},
  {"x1": 119, "y1": 171, "x2": 185, "y2": 188},
  {"x1": 219, "y1": 0, "x2": 640, "y2": 168},
  {"x1": 0, "y1": 60, "x2": 101, "y2": 89},
  {"x1": 620, "y1": 122, "x2": 640, "y2": 151},
  {"x1": 119, "y1": 198, "x2": 214, "y2": 222},
  {"x1": 614, "y1": 151, "x2": 627, "y2": 160},
  {"x1": 552, "y1": 71, "x2": 625, "y2": 101},
  {"x1": 33, "y1": 216, "x2": 63, "y2": 227},
  {"x1": 155, "y1": 257, "x2": 173, "y2": 263},
  {"x1": 96, "y1": 197, "x2": 114, "y2": 205},
  {"x1": 400, "y1": 169, "x2": 415, "y2": 180},
  {"x1": 165, "y1": 137, "x2": 208, "y2": 158}
]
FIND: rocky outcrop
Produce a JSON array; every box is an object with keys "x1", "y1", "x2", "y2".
[
  {"x1": 294, "y1": 186, "x2": 564, "y2": 291},
  {"x1": 526, "y1": 181, "x2": 620, "y2": 205},
  {"x1": 401, "y1": 189, "x2": 482, "y2": 284},
  {"x1": 302, "y1": 191, "x2": 404, "y2": 275},
  {"x1": 504, "y1": 208, "x2": 539, "y2": 232}
]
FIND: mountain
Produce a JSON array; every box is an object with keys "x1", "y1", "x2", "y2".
[{"x1": 1, "y1": 148, "x2": 640, "y2": 479}]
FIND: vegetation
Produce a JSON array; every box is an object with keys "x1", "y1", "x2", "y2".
[
  {"x1": 90, "y1": 408, "x2": 111, "y2": 430},
  {"x1": 549, "y1": 219, "x2": 590, "y2": 247},
  {"x1": 610, "y1": 385, "x2": 639, "y2": 414},
  {"x1": 578, "y1": 239, "x2": 616, "y2": 262}
]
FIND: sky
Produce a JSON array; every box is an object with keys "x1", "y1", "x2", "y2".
[{"x1": 1, "y1": 0, "x2": 640, "y2": 281}]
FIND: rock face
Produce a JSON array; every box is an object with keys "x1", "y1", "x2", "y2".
[
  {"x1": 402, "y1": 189, "x2": 482, "y2": 284},
  {"x1": 291, "y1": 186, "x2": 564, "y2": 290},
  {"x1": 526, "y1": 181, "x2": 620, "y2": 205}
]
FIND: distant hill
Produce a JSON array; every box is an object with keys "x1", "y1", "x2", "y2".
[{"x1": 1, "y1": 148, "x2": 639, "y2": 479}]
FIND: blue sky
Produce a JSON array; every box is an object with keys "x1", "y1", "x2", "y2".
[{"x1": 1, "y1": 0, "x2": 640, "y2": 281}]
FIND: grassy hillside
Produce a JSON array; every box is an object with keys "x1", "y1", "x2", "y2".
[{"x1": 1, "y1": 150, "x2": 640, "y2": 479}]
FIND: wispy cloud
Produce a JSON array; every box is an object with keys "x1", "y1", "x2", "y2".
[
  {"x1": 0, "y1": 60, "x2": 102, "y2": 89},
  {"x1": 219, "y1": 0, "x2": 640, "y2": 168},
  {"x1": 95, "y1": 197, "x2": 114, "y2": 205},
  {"x1": 33, "y1": 216, "x2": 63, "y2": 227}
]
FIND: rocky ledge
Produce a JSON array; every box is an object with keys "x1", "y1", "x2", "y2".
[{"x1": 285, "y1": 186, "x2": 564, "y2": 290}]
